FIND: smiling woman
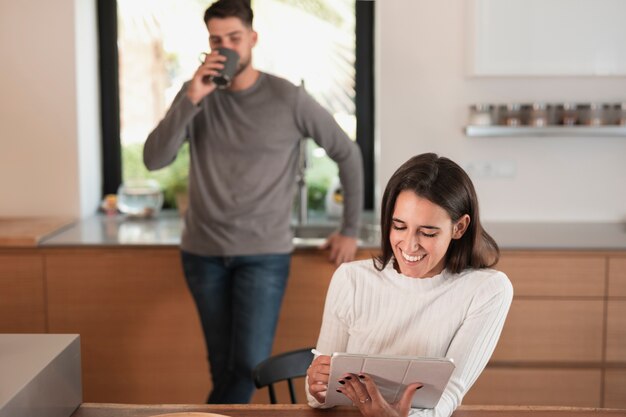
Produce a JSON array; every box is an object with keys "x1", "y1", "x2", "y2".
[
  {"x1": 100, "y1": 0, "x2": 373, "y2": 210},
  {"x1": 305, "y1": 153, "x2": 512, "y2": 417}
]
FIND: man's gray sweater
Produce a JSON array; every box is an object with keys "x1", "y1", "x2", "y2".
[{"x1": 144, "y1": 72, "x2": 363, "y2": 256}]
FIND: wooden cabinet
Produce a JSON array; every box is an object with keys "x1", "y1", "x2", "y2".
[
  {"x1": 44, "y1": 248, "x2": 209, "y2": 403},
  {"x1": 495, "y1": 253, "x2": 606, "y2": 297},
  {"x1": 609, "y1": 257, "x2": 626, "y2": 296},
  {"x1": 0, "y1": 250, "x2": 46, "y2": 332},
  {"x1": 605, "y1": 255, "x2": 626, "y2": 408},
  {"x1": 492, "y1": 299, "x2": 604, "y2": 362},
  {"x1": 1, "y1": 247, "x2": 625, "y2": 406},
  {"x1": 464, "y1": 251, "x2": 625, "y2": 408},
  {"x1": 607, "y1": 301, "x2": 626, "y2": 362},
  {"x1": 26, "y1": 247, "x2": 371, "y2": 404},
  {"x1": 464, "y1": 368, "x2": 602, "y2": 407},
  {"x1": 605, "y1": 370, "x2": 626, "y2": 408}
]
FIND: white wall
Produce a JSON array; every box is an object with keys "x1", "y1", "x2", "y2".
[
  {"x1": 376, "y1": 0, "x2": 626, "y2": 222},
  {"x1": 0, "y1": 0, "x2": 101, "y2": 218}
]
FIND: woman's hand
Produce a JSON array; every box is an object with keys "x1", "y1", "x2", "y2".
[
  {"x1": 306, "y1": 355, "x2": 331, "y2": 403},
  {"x1": 336, "y1": 373, "x2": 423, "y2": 417}
]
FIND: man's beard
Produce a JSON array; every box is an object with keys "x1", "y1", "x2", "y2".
[{"x1": 235, "y1": 56, "x2": 251, "y2": 77}]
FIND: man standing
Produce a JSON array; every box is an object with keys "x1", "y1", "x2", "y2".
[{"x1": 143, "y1": 0, "x2": 363, "y2": 404}]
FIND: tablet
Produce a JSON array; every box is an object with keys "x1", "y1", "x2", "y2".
[{"x1": 324, "y1": 352, "x2": 455, "y2": 409}]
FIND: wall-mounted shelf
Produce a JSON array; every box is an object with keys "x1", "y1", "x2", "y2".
[{"x1": 465, "y1": 125, "x2": 626, "y2": 138}]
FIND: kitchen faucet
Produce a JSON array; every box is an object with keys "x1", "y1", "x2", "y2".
[
  {"x1": 295, "y1": 138, "x2": 308, "y2": 226},
  {"x1": 295, "y1": 78, "x2": 309, "y2": 227}
]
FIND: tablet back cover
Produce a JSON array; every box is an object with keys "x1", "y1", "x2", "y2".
[{"x1": 324, "y1": 353, "x2": 455, "y2": 408}]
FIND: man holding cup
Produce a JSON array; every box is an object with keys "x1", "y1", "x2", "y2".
[{"x1": 143, "y1": 0, "x2": 363, "y2": 404}]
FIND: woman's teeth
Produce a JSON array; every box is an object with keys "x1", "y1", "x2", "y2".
[{"x1": 401, "y1": 250, "x2": 424, "y2": 262}]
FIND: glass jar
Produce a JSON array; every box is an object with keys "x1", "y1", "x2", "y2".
[
  {"x1": 529, "y1": 103, "x2": 548, "y2": 127},
  {"x1": 505, "y1": 103, "x2": 522, "y2": 126},
  {"x1": 586, "y1": 103, "x2": 607, "y2": 126},
  {"x1": 560, "y1": 103, "x2": 578, "y2": 126},
  {"x1": 117, "y1": 179, "x2": 164, "y2": 217},
  {"x1": 468, "y1": 104, "x2": 494, "y2": 126},
  {"x1": 617, "y1": 103, "x2": 626, "y2": 125}
]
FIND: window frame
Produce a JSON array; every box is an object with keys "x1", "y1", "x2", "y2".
[{"x1": 98, "y1": 0, "x2": 375, "y2": 209}]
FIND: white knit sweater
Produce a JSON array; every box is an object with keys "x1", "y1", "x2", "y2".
[{"x1": 306, "y1": 259, "x2": 513, "y2": 417}]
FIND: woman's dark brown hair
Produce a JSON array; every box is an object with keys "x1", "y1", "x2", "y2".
[
  {"x1": 204, "y1": 0, "x2": 253, "y2": 27},
  {"x1": 375, "y1": 153, "x2": 499, "y2": 274}
]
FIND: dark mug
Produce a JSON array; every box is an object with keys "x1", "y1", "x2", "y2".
[{"x1": 199, "y1": 47, "x2": 240, "y2": 89}]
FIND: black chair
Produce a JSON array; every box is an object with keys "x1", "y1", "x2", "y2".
[{"x1": 252, "y1": 347, "x2": 315, "y2": 404}]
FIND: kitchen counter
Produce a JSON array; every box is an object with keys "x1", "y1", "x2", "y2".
[
  {"x1": 39, "y1": 211, "x2": 626, "y2": 250},
  {"x1": 39, "y1": 211, "x2": 382, "y2": 249},
  {"x1": 70, "y1": 403, "x2": 626, "y2": 417},
  {"x1": 0, "y1": 217, "x2": 74, "y2": 247}
]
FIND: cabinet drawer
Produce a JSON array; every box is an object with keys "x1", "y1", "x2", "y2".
[
  {"x1": 464, "y1": 368, "x2": 602, "y2": 407},
  {"x1": 0, "y1": 253, "x2": 46, "y2": 332},
  {"x1": 608, "y1": 257, "x2": 626, "y2": 297},
  {"x1": 605, "y1": 369, "x2": 626, "y2": 408},
  {"x1": 606, "y1": 301, "x2": 626, "y2": 362},
  {"x1": 492, "y1": 299, "x2": 604, "y2": 362},
  {"x1": 496, "y1": 253, "x2": 605, "y2": 297}
]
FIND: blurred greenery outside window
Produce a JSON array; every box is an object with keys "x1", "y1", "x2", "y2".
[{"x1": 118, "y1": 0, "x2": 356, "y2": 211}]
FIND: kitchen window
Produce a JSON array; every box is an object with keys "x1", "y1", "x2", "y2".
[{"x1": 98, "y1": 0, "x2": 374, "y2": 211}]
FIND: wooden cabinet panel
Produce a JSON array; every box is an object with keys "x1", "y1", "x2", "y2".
[
  {"x1": 496, "y1": 252, "x2": 606, "y2": 297},
  {"x1": 492, "y1": 299, "x2": 604, "y2": 362},
  {"x1": 45, "y1": 248, "x2": 209, "y2": 404},
  {"x1": 604, "y1": 369, "x2": 626, "y2": 408},
  {"x1": 608, "y1": 257, "x2": 626, "y2": 297},
  {"x1": 606, "y1": 301, "x2": 626, "y2": 362},
  {"x1": 0, "y1": 252, "x2": 46, "y2": 332},
  {"x1": 464, "y1": 368, "x2": 602, "y2": 407}
]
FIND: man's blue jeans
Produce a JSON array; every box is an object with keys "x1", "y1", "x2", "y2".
[{"x1": 180, "y1": 251, "x2": 291, "y2": 404}]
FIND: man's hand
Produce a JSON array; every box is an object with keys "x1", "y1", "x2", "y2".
[
  {"x1": 320, "y1": 232, "x2": 357, "y2": 266},
  {"x1": 186, "y1": 50, "x2": 226, "y2": 105}
]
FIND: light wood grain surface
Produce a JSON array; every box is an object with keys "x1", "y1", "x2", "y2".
[
  {"x1": 69, "y1": 403, "x2": 626, "y2": 417},
  {"x1": 0, "y1": 217, "x2": 73, "y2": 247},
  {"x1": 608, "y1": 257, "x2": 626, "y2": 297}
]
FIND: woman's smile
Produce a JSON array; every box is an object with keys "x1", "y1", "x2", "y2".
[{"x1": 399, "y1": 248, "x2": 425, "y2": 263}]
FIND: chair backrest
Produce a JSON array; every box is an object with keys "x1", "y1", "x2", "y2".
[{"x1": 252, "y1": 347, "x2": 315, "y2": 404}]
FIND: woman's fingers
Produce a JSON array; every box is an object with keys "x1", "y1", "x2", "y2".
[
  {"x1": 359, "y1": 372, "x2": 393, "y2": 405},
  {"x1": 336, "y1": 373, "x2": 425, "y2": 417},
  {"x1": 396, "y1": 381, "x2": 424, "y2": 415},
  {"x1": 308, "y1": 380, "x2": 328, "y2": 402},
  {"x1": 307, "y1": 355, "x2": 330, "y2": 382},
  {"x1": 337, "y1": 373, "x2": 371, "y2": 406},
  {"x1": 307, "y1": 355, "x2": 331, "y2": 402}
]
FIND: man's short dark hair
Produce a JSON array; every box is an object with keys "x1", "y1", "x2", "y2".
[{"x1": 204, "y1": 0, "x2": 254, "y2": 27}]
